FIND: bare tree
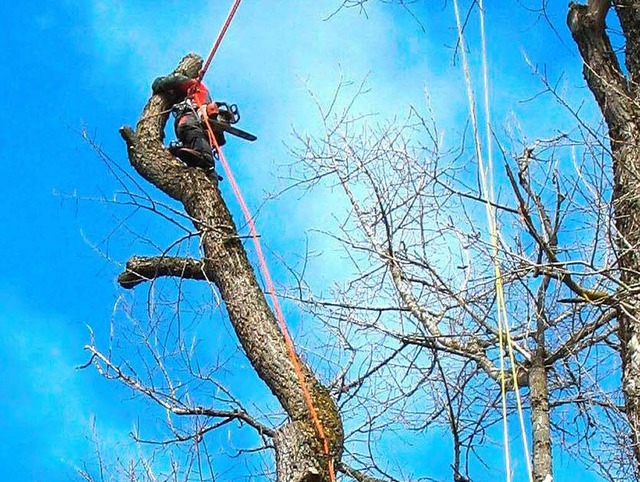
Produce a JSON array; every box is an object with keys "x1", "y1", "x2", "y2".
[
  {"x1": 85, "y1": 54, "x2": 346, "y2": 482},
  {"x1": 291, "y1": 85, "x2": 629, "y2": 480},
  {"x1": 284, "y1": 2, "x2": 640, "y2": 481}
]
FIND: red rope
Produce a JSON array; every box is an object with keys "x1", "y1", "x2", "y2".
[
  {"x1": 198, "y1": 0, "x2": 243, "y2": 82},
  {"x1": 199, "y1": 107, "x2": 336, "y2": 480},
  {"x1": 192, "y1": 2, "x2": 336, "y2": 478}
]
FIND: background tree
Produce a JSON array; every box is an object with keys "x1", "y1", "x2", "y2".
[
  {"x1": 288, "y1": 0, "x2": 640, "y2": 481},
  {"x1": 292, "y1": 78, "x2": 625, "y2": 482},
  {"x1": 568, "y1": 0, "x2": 640, "y2": 469}
]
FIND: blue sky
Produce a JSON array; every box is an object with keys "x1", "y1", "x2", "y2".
[{"x1": 0, "y1": 1, "x2": 608, "y2": 481}]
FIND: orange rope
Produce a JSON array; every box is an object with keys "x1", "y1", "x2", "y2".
[
  {"x1": 202, "y1": 112, "x2": 335, "y2": 479},
  {"x1": 198, "y1": 0, "x2": 243, "y2": 82},
  {"x1": 191, "y1": 2, "x2": 336, "y2": 478}
]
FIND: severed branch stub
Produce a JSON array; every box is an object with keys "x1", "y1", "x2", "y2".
[
  {"x1": 117, "y1": 53, "x2": 344, "y2": 482},
  {"x1": 118, "y1": 256, "x2": 208, "y2": 289}
]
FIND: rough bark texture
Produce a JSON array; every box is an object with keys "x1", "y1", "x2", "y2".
[
  {"x1": 118, "y1": 256, "x2": 208, "y2": 288},
  {"x1": 529, "y1": 362, "x2": 551, "y2": 482},
  {"x1": 119, "y1": 54, "x2": 343, "y2": 481},
  {"x1": 275, "y1": 422, "x2": 327, "y2": 482},
  {"x1": 530, "y1": 273, "x2": 552, "y2": 482},
  {"x1": 568, "y1": 0, "x2": 640, "y2": 472}
]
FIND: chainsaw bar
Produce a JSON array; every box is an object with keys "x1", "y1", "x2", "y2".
[{"x1": 208, "y1": 118, "x2": 257, "y2": 142}]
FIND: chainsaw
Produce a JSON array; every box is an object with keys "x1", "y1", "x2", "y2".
[{"x1": 208, "y1": 102, "x2": 257, "y2": 142}]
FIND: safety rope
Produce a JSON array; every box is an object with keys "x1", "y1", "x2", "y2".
[
  {"x1": 198, "y1": 0, "x2": 243, "y2": 82},
  {"x1": 200, "y1": 106, "x2": 336, "y2": 479},
  {"x1": 453, "y1": 1, "x2": 533, "y2": 481},
  {"x1": 190, "y1": 2, "x2": 336, "y2": 479}
]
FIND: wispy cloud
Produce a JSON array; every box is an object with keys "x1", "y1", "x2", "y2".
[{"x1": 0, "y1": 292, "x2": 134, "y2": 480}]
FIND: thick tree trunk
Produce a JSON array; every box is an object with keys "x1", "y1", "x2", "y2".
[
  {"x1": 611, "y1": 121, "x2": 640, "y2": 471},
  {"x1": 119, "y1": 54, "x2": 343, "y2": 482},
  {"x1": 568, "y1": 1, "x2": 640, "y2": 473}
]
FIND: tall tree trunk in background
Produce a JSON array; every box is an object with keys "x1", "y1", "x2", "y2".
[
  {"x1": 568, "y1": 0, "x2": 640, "y2": 472},
  {"x1": 531, "y1": 277, "x2": 552, "y2": 482},
  {"x1": 118, "y1": 53, "x2": 343, "y2": 482},
  {"x1": 530, "y1": 360, "x2": 551, "y2": 482}
]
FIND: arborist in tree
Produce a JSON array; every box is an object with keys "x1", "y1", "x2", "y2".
[{"x1": 152, "y1": 72, "x2": 256, "y2": 177}]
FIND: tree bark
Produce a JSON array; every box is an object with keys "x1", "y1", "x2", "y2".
[
  {"x1": 568, "y1": 0, "x2": 640, "y2": 473},
  {"x1": 529, "y1": 361, "x2": 551, "y2": 482},
  {"x1": 118, "y1": 256, "x2": 207, "y2": 288},
  {"x1": 119, "y1": 53, "x2": 343, "y2": 482}
]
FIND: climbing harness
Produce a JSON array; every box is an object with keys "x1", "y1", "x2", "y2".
[{"x1": 191, "y1": 1, "x2": 337, "y2": 479}]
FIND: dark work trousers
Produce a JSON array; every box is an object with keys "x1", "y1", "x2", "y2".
[{"x1": 174, "y1": 112, "x2": 214, "y2": 168}]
